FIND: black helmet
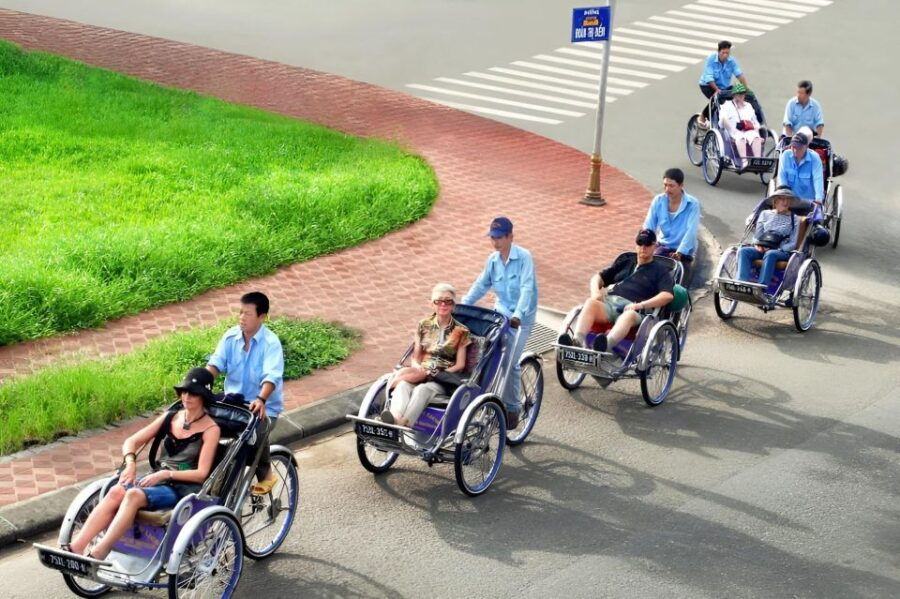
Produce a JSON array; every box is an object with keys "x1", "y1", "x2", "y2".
[
  {"x1": 832, "y1": 154, "x2": 849, "y2": 177},
  {"x1": 809, "y1": 224, "x2": 831, "y2": 247}
]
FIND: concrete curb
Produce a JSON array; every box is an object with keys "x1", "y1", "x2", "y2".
[{"x1": 0, "y1": 384, "x2": 369, "y2": 549}]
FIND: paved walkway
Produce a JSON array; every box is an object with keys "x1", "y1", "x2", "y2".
[{"x1": 0, "y1": 9, "x2": 650, "y2": 508}]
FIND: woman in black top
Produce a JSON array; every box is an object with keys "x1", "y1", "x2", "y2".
[{"x1": 67, "y1": 368, "x2": 220, "y2": 560}]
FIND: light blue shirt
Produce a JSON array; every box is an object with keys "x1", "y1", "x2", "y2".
[
  {"x1": 783, "y1": 97, "x2": 824, "y2": 131},
  {"x1": 778, "y1": 148, "x2": 824, "y2": 202},
  {"x1": 462, "y1": 244, "x2": 538, "y2": 325},
  {"x1": 698, "y1": 53, "x2": 743, "y2": 88},
  {"x1": 643, "y1": 191, "x2": 702, "y2": 256},
  {"x1": 208, "y1": 324, "x2": 284, "y2": 418}
]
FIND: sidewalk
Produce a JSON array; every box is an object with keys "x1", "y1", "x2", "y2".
[{"x1": 0, "y1": 9, "x2": 651, "y2": 543}]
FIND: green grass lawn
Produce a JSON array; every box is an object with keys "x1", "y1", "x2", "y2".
[
  {"x1": 0, "y1": 317, "x2": 359, "y2": 455},
  {"x1": 0, "y1": 40, "x2": 437, "y2": 346}
]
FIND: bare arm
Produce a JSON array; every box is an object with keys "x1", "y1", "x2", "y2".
[
  {"x1": 446, "y1": 343, "x2": 468, "y2": 374},
  {"x1": 590, "y1": 274, "x2": 607, "y2": 300},
  {"x1": 624, "y1": 291, "x2": 675, "y2": 312}
]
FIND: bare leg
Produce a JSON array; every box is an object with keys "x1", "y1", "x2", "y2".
[
  {"x1": 572, "y1": 298, "x2": 610, "y2": 344},
  {"x1": 69, "y1": 484, "x2": 125, "y2": 555},
  {"x1": 750, "y1": 137, "x2": 762, "y2": 158},
  {"x1": 89, "y1": 488, "x2": 148, "y2": 559},
  {"x1": 735, "y1": 138, "x2": 748, "y2": 167},
  {"x1": 606, "y1": 311, "x2": 640, "y2": 348}
]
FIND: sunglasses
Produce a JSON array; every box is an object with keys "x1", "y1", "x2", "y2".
[
  {"x1": 433, "y1": 298, "x2": 455, "y2": 306},
  {"x1": 636, "y1": 241, "x2": 655, "y2": 247}
]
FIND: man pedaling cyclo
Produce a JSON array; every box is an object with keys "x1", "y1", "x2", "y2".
[{"x1": 559, "y1": 229, "x2": 675, "y2": 353}]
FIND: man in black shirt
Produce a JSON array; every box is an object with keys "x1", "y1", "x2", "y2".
[{"x1": 561, "y1": 229, "x2": 675, "y2": 352}]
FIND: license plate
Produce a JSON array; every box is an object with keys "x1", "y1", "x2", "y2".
[
  {"x1": 39, "y1": 548, "x2": 93, "y2": 577},
  {"x1": 560, "y1": 348, "x2": 598, "y2": 368},
  {"x1": 355, "y1": 422, "x2": 399, "y2": 442},
  {"x1": 748, "y1": 157, "x2": 772, "y2": 168},
  {"x1": 723, "y1": 281, "x2": 755, "y2": 295}
]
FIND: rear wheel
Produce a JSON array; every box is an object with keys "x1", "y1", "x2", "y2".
[
  {"x1": 701, "y1": 131, "x2": 722, "y2": 186},
  {"x1": 792, "y1": 260, "x2": 821, "y2": 332},
  {"x1": 686, "y1": 114, "x2": 704, "y2": 166},
  {"x1": 454, "y1": 400, "x2": 506, "y2": 497},
  {"x1": 240, "y1": 452, "x2": 298, "y2": 559},
  {"x1": 830, "y1": 185, "x2": 843, "y2": 249},
  {"x1": 639, "y1": 324, "x2": 678, "y2": 407},
  {"x1": 168, "y1": 513, "x2": 243, "y2": 598},
  {"x1": 506, "y1": 357, "x2": 543, "y2": 446},
  {"x1": 714, "y1": 250, "x2": 739, "y2": 320},
  {"x1": 62, "y1": 491, "x2": 111, "y2": 598}
]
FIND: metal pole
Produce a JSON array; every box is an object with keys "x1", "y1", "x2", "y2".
[{"x1": 582, "y1": 0, "x2": 615, "y2": 206}]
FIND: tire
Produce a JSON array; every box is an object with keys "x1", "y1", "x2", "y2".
[
  {"x1": 168, "y1": 513, "x2": 243, "y2": 599},
  {"x1": 701, "y1": 131, "x2": 722, "y2": 186},
  {"x1": 639, "y1": 323, "x2": 679, "y2": 407},
  {"x1": 686, "y1": 114, "x2": 704, "y2": 166},
  {"x1": 760, "y1": 130, "x2": 776, "y2": 185},
  {"x1": 454, "y1": 400, "x2": 506, "y2": 497},
  {"x1": 356, "y1": 387, "x2": 399, "y2": 474},
  {"x1": 555, "y1": 357, "x2": 586, "y2": 391},
  {"x1": 792, "y1": 260, "x2": 821, "y2": 332},
  {"x1": 240, "y1": 452, "x2": 299, "y2": 559},
  {"x1": 713, "y1": 249, "x2": 739, "y2": 320},
  {"x1": 61, "y1": 491, "x2": 111, "y2": 598},
  {"x1": 506, "y1": 357, "x2": 543, "y2": 446},
  {"x1": 831, "y1": 184, "x2": 843, "y2": 249},
  {"x1": 674, "y1": 297, "x2": 692, "y2": 358}
]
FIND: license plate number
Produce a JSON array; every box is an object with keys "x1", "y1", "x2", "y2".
[
  {"x1": 748, "y1": 157, "x2": 771, "y2": 168},
  {"x1": 723, "y1": 282, "x2": 755, "y2": 295},
  {"x1": 39, "y1": 549, "x2": 92, "y2": 576},
  {"x1": 356, "y1": 422, "x2": 399, "y2": 442},
  {"x1": 561, "y1": 348, "x2": 597, "y2": 367}
]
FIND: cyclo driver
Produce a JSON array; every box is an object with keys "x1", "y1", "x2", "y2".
[
  {"x1": 777, "y1": 131, "x2": 824, "y2": 206},
  {"x1": 560, "y1": 229, "x2": 675, "y2": 353}
]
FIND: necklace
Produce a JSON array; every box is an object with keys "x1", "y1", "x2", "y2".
[{"x1": 182, "y1": 410, "x2": 206, "y2": 431}]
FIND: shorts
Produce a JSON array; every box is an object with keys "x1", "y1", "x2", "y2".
[
  {"x1": 126, "y1": 477, "x2": 181, "y2": 511},
  {"x1": 602, "y1": 295, "x2": 647, "y2": 325}
]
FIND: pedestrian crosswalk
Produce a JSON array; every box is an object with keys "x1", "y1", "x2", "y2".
[{"x1": 406, "y1": 0, "x2": 833, "y2": 125}]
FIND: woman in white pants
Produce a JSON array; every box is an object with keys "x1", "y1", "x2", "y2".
[{"x1": 719, "y1": 82, "x2": 762, "y2": 170}]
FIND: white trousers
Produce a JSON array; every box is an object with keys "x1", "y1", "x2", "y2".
[{"x1": 390, "y1": 381, "x2": 444, "y2": 424}]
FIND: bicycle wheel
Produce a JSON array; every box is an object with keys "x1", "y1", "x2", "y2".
[
  {"x1": 454, "y1": 400, "x2": 506, "y2": 497},
  {"x1": 240, "y1": 452, "x2": 299, "y2": 559},
  {"x1": 506, "y1": 357, "x2": 543, "y2": 446}
]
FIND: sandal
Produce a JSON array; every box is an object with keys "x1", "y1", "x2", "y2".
[{"x1": 251, "y1": 476, "x2": 277, "y2": 496}]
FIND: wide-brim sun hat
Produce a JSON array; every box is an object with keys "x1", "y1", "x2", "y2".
[
  {"x1": 173, "y1": 367, "x2": 215, "y2": 402},
  {"x1": 765, "y1": 185, "x2": 798, "y2": 203}
]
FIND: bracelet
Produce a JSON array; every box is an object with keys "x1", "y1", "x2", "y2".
[
  {"x1": 256, "y1": 396, "x2": 267, "y2": 403},
  {"x1": 168, "y1": 470, "x2": 174, "y2": 480},
  {"x1": 123, "y1": 452, "x2": 136, "y2": 464}
]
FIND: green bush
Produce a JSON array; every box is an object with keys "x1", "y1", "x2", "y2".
[
  {"x1": 0, "y1": 317, "x2": 359, "y2": 455},
  {"x1": 0, "y1": 40, "x2": 437, "y2": 346}
]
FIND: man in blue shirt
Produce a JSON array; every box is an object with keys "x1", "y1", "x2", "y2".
[
  {"x1": 697, "y1": 40, "x2": 753, "y2": 126},
  {"x1": 462, "y1": 217, "x2": 538, "y2": 429},
  {"x1": 783, "y1": 79, "x2": 824, "y2": 138},
  {"x1": 643, "y1": 168, "x2": 702, "y2": 286},
  {"x1": 777, "y1": 132, "x2": 824, "y2": 204},
  {"x1": 207, "y1": 291, "x2": 284, "y2": 494}
]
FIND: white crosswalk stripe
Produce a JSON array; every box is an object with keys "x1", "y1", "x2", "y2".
[{"x1": 402, "y1": 0, "x2": 830, "y2": 126}]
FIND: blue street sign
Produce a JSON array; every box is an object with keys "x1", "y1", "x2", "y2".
[{"x1": 571, "y1": 6, "x2": 611, "y2": 43}]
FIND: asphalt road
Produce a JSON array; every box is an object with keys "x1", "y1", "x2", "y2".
[{"x1": 1, "y1": 0, "x2": 898, "y2": 597}]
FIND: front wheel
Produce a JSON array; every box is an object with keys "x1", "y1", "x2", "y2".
[
  {"x1": 62, "y1": 491, "x2": 111, "y2": 598},
  {"x1": 639, "y1": 324, "x2": 679, "y2": 407},
  {"x1": 701, "y1": 131, "x2": 722, "y2": 186},
  {"x1": 792, "y1": 260, "x2": 821, "y2": 332},
  {"x1": 674, "y1": 297, "x2": 692, "y2": 358},
  {"x1": 357, "y1": 438, "x2": 399, "y2": 474},
  {"x1": 686, "y1": 114, "x2": 704, "y2": 166},
  {"x1": 454, "y1": 400, "x2": 506, "y2": 497},
  {"x1": 168, "y1": 513, "x2": 243, "y2": 599},
  {"x1": 240, "y1": 452, "x2": 299, "y2": 559},
  {"x1": 830, "y1": 184, "x2": 843, "y2": 249},
  {"x1": 714, "y1": 249, "x2": 739, "y2": 320},
  {"x1": 506, "y1": 357, "x2": 543, "y2": 446}
]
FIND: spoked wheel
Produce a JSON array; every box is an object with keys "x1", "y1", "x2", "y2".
[
  {"x1": 61, "y1": 491, "x2": 111, "y2": 598},
  {"x1": 240, "y1": 452, "x2": 299, "y2": 559},
  {"x1": 454, "y1": 400, "x2": 506, "y2": 497},
  {"x1": 673, "y1": 297, "x2": 692, "y2": 358},
  {"x1": 701, "y1": 131, "x2": 722, "y2": 186},
  {"x1": 830, "y1": 184, "x2": 843, "y2": 249},
  {"x1": 555, "y1": 315, "x2": 587, "y2": 390},
  {"x1": 759, "y1": 130, "x2": 777, "y2": 185},
  {"x1": 168, "y1": 513, "x2": 243, "y2": 599},
  {"x1": 639, "y1": 324, "x2": 679, "y2": 407},
  {"x1": 686, "y1": 114, "x2": 704, "y2": 166},
  {"x1": 356, "y1": 388, "x2": 399, "y2": 473},
  {"x1": 506, "y1": 357, "x2": 543, "y2": 446},
  {"x1": 714, "y1": 250, "x2": 739, "y2": 320},
  {"x1": 792, "y1": 260, "x2": 822, "y2": 332}
]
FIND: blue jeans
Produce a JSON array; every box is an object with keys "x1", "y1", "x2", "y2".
[
  {"x1": 502, "y1": 318, "x2": 534, "y2": 414},
  {"x1": 737, "y1": 247, "x2": 790, "y2": 288}
]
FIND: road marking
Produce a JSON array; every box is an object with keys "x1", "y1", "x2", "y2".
[
  {"x1": 533, "y1": 54, "x2": 673, "y2": 78},
  {"x1": 699, "y1": 0, "x2": 806, "y2": 19},
  {"x1": 649, "y1": 15, "x2": 765, "y2": 37},
  {"x1": 778, "y1": 0, "x2": 831, "y2": 6},
  {"x1": 614, "y1": 27, "x2": 716, "y2": 48},
  {"x1": 490, "y1": 66, "x2": 647, "y2": 89},
  {"x1": 633, "y1": 21, "x2": 748, "y2": 43},
  {"x1": 406, "y1": 84, "x2": 586, "y2": 116},
  {"x1": 732, "y1": 0, "x2": 818, "y2": 13},
  {"x1": 610, "y1": 36, "x2": 712, "y2": 57},
  {"x1": 466, "y1": 72, "x2": 601, "y2": 98},
  {"x1": 680, "y1": 3, "x2": 790, "y2": 25},
  {"x1": 420, "y1": 99, "x2": 568, "y2": 124},
  {"x1": 559, "y1": 44, "x2": 701, "y2": 65},
  {"x1": 434, "y1": 77, "x2": 601, "y2": 107},
  {"x1": 667, "y1": 10, "x2": 777, "y2": 32}
]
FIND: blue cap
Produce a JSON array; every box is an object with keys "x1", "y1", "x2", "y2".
[{"x1": 488, "y1": 216, "x2": 513, "y2": 238}]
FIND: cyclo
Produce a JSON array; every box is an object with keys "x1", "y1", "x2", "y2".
[
  {"x1": 686, "y1": 88, "x2": 778, "y2": 186},
  {"x1": 713, "y1": 194, "x2": 826, "y2": 332},
  {"x1": 554, "y1": 255, "x2": 691, "y2": 407},
  {"x1": 35, "y1": 399, "x2": 299, "y2": 598},
  {"x1": 347, "y1": 304, "x2": 544, "y2": 497}
]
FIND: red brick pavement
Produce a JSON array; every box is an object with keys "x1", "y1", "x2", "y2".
[{"x1": 0, "y1": 9, "x2": 652, "y2": 507}]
